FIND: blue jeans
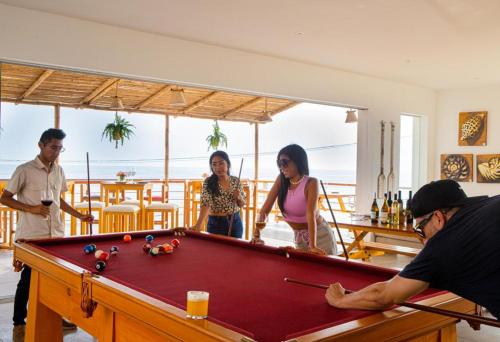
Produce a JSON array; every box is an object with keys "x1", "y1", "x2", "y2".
[{"x1": 207, "y1": 212, "x2": 243, "y2": 238}]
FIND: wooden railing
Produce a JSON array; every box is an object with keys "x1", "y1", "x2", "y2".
[{"x1": 0, "y1": 178, "x2": 356, "y2": 246}]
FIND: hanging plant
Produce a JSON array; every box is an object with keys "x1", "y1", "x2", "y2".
[
  {"x1": 102, "y1": 113, "x2": 135, "y2": 148},
  {"x1": 206, "y1": 120, "x2": 228, "y2": 151}
]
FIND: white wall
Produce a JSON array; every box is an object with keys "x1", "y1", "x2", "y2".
[
  {"x1": 0, "y1": 4, "x2": 438, "y2": 212},
  {"x1": 436, "y1": 86, "x2": 500, "y2": 196}
]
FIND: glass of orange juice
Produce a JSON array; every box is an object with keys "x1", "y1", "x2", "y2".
[{"x1": 186, "y1": 291, "x2": 209, "y2": 319}]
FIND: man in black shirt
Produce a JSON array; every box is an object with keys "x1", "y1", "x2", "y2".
[{"x1": 325, "y1": 180, "x2": 500, "y2": 319}]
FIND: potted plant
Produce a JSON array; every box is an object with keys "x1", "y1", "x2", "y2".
[
  {"x1": 116, "y1": 171, "x2": 126, "y2": 182},
  {"x1": 205, "y1": 121, "x2": 228, "y2": 151},
  {"x1": 102, "y1": 114, "x2": 135, "y2": 148}
]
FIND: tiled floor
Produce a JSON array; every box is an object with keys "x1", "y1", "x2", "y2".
[{"x1": 1, "y1": 225, "x2": 498, "y2": 341}]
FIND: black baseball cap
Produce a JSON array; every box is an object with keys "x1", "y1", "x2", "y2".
[{"x1": 410, "y1": 180, "x2": 487, "y2": 218}]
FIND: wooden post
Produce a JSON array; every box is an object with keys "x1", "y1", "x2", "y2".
[
  {"x1": 164, "y1": 114, "x2": 169, "y2": 181},
  {"x1": 252, "y1": 123, "x2": 259, "y2": 237},
  {"x1": 54, "y1": 104, "x2": 60, "y2": 128}
]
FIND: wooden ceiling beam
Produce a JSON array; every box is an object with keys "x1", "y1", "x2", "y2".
[
  {"x1": 80, "y1": 78, "x2": 118, "y2": 105},
  {"x1": 133, "y1": 85, "x2": 172, "y2": 110},
  {"x1": 222, "y1": 96, "x2": 262, "y2": 118},
  {"x1": 270, "y1": 101, "x2": 298, "y2": 116},
  {"x1": 17, "y1": 70, "x2": 54, "y2": 102},
  {"x1": 184, "y1": 91, "x2": 219, "y2": 113}
]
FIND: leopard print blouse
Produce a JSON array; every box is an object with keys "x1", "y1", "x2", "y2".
[{"x1": 200, "y1": 176, "x2": 246, "y2": 214}]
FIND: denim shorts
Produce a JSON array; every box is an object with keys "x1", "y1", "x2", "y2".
[{"x1": 207, "y1": 212, "x2": 243, "y2": 238}]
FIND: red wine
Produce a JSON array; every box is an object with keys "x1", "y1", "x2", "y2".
[{"x1": 41, "y1": 200, "x2": 53, "y2": 207}]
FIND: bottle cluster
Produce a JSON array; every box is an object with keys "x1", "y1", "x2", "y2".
[{"x1": 370, "y1": 190, "x2": 413, "y2": 226}]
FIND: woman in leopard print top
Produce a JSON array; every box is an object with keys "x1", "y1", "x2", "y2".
[{"x1": 191, "y1": 151, "x2": 245, "y2": 238}]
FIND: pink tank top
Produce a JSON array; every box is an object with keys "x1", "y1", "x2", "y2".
[{"x1": 283, "y1": 176, "x2": 309, "y2": 223}]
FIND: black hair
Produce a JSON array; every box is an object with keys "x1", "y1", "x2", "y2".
[
  {"x1": 39, "y1": 128, "x2": 66, "y2": 145},
  {"x1": 277, "y1": 144, "x2": 309, "y2": 214},
  {"x1": 206, "y1": 151, "x2": 231, "y2": 197}
]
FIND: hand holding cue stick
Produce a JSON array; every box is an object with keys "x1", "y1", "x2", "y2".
[
  {"x1": 228, "y1": 158, "x2": 244, "y2": 237},
  {"x1": 320, "y1": 180, "x2": 348, "y2": 261},
  {"x1": 86, "y1": 152, "x2": 93, "y2": 236},
  {"x1": 284, "y1": 278, "x2": 500, "y2": 329}
]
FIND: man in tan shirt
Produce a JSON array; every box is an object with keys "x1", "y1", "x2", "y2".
[{"x1": 0, "y1": 128, "x2": 93, "y2": 340}]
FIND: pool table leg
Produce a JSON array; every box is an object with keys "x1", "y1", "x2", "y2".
[{"x1": 25, "y1": 270, "x2": 63, "y2": 342}]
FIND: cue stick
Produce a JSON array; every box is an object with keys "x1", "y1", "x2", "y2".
[
  {"x1": 86, "y1": 152, "x2": 93, "y2": 236},
  {"x1": 284, "y1": 278, "x2": 500, "y2": 329},
  {"x1": 320, "y1": 180, "x2": 349, "y2": 261},
  {"x1": 228, "y1": 158, "x2": 244, "y2": 237}
]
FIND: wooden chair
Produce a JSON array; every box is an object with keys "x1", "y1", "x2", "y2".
[
  {"x1": 0, "y1": 181, "x2": 16, "y2": 249},
  {"x1": 102, "y1": 205, "x2": 139, "y2": 233},
  {"x1": 145, "y1": 203, "x2": 179, "y2": 229},
  {"x1": 73, "y1": 201, "x2": 104, "y2": 235}
]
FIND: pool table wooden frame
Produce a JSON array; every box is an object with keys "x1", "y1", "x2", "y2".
[{"x1": 14, "y1": 234, "x2": 475, "y2": 342}]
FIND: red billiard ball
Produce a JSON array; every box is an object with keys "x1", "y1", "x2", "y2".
[
  {"x1": 163, "y1": 244, "x2": 174, "y2": 254},
  {"x1": 123, "y1": 234, "x2": 132, "y2": 243},
  {"x1": 98, "y1": 252, "x2": 110, "y2": 261},
  {"x1": 171, "y1": 239, "x2": 180, "y2": 248},
  {"x1": 143, "y1": 243, "x2": 152, "y2": 254}
]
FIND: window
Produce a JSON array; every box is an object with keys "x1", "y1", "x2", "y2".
[{"x1": 399, "y1": 114, "x2": 425, "y2": 199}]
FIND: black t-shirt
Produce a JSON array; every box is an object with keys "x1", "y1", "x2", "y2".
[{"x1": 399, "y1": 195, "x2": 500, "y2": 319}]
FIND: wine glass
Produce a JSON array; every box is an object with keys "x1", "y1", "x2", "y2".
[
  {"x1": 255, "y1": 214, "x2": 267, "y2": 230},
  {"x1": 130, "y1": 167, "x2": 136, "y2": 183},
  {"x1": 40, "y1": 189, "x2": 53, "y2": 220}
]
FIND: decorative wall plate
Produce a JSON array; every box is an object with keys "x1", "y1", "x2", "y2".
[
  {"x1": 477, "y1": 154, "x2": 500, "y2": 183},
  {"x1": 440, "y1": 154, "x2": 473, "y2": 182},
  {"x1": 458, "y1": 111, "x2": 487, "y2": 146}
]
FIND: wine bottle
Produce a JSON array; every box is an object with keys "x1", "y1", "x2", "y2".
[
  {"x1": 398, "y1": 190, "x2": 404, "y2": 225},
  {"x1": 387, "y1": 191, "x2": 393, "y2": 224},
  {"x1": 370, "y1": 192, "x2": 379, "y2": 223},
  {"x1": 406, "y1": 190, "x2": 414, "y2": 225},
  {"x1": 380, "y1": 193, "x2": 389, "y2": 224},
  {"x1": 392, "y1": 194, "x2": 400, "y2": 225}
]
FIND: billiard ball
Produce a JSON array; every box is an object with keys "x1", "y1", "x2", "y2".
[
  {"x1": 94, "y1": 250, "x2": 104, "y2": 259},
  {"x1": 142, "y1": 243, "x2": 152, "y2": 254},
  {"x1": 123, "y1": 234, "x2": 132, "y2": 242},
  {"x1": 163, "y1": 243, "x2": 174, "y2": 254},
  {"x1": 171, "y1": 239, "x2": 180, "y2": 248},
  {"x1": 89, "y1": 244, "x2": 97, "y2": 252},
  {"x1": 98, "y1": 252, "x2": 110, "y2": 261},
  {"x1": 83, "y1": 245, "x2": 93, "y2": 254},
  {"x1": 95, "y1": 260, "x2": 106, "y2": 271},
  {"x1": 149, "y1": 247, "x2": 160, "y2": 256},
  {"x1": 156, "y1": 245, "x2": 165, "y2": 253},
  {"x1": 110, "y1": 246, "x2": 119, "y2": 255},
  {"x1": 145, "y1": 235, "x2": 154, "y2": 243}
]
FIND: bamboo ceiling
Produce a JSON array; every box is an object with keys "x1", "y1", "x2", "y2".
[{"x1": 0, "y1": 63, "x2": 298, "y2": 123}]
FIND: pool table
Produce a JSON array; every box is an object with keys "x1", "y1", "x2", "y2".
[{"x1": 14, "y1": 230, "x2": 474, "y2": 342}]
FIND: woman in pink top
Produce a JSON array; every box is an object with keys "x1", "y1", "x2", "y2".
[{"x1": 253, "y1": 144, "x2": 337, "y2": 255}]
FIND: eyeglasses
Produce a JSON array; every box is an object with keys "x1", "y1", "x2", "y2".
[
  {"x1": 45, "y1": 144, "x2": 65, "y2": 153},
  {"x1": 50, "y1": 146, "x2": 66, "y2": 153},
  {"x1": 277, "y1": 158, "x2": 291, "y2": 168},
  {"x1": 413, "y1": 209, "x2": 450, "y2": 239},
  {"x1": 413, "y1": 212, "x2": 434, "y2": 239}
]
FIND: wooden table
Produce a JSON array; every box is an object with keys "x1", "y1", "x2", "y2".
[
  {"x1": 101, "y1": 182, "x2": 153, "y2": 227},
  {"x1": 330, "y1": 213, "x2": 422, "y2": 259}
]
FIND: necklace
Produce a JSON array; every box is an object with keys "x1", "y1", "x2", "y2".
[{"x1": 289, "y1": 175, "x2": 304, "y2": 185}]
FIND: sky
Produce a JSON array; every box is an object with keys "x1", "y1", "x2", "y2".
[{"x1": 0, "y1": 102, "x2": 357, "y2": 181}]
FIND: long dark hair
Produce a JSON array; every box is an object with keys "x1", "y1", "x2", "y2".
[
  {"x1": 277, "y1": 144, "x2": 309, "y2": 215},
  {"x1": 206, "y1": 150, "x2": 231, "y2": 196}
]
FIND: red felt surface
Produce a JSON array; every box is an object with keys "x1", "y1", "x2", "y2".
[{"x1": 30, "y1": 231, "x2": 444, "y2": 342}]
